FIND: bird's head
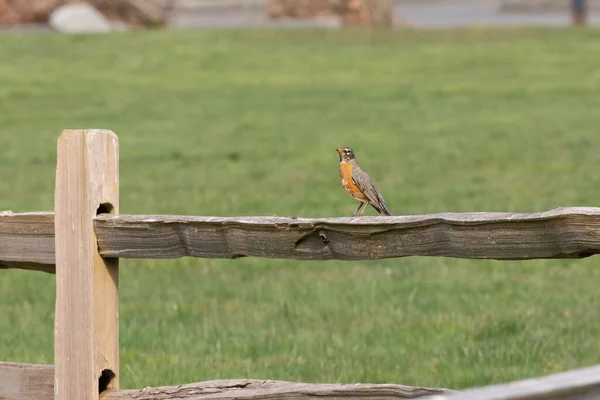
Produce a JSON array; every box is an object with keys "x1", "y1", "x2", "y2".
[{"x1": 336, "y1": 147, "x2": 355, "y2": 162}]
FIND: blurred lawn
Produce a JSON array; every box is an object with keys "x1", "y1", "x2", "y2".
[{"x1": 1, "y1": 28, "x2": 600, "y2": 390}]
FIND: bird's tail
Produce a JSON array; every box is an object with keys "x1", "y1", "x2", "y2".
[{"x1": 371, "y1": 202, "x2": 392, "y2": 216}]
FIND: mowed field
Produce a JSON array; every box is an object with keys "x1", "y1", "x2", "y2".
[{"x1": 1, "y1": 28, "x2": 600, "y2": 390}]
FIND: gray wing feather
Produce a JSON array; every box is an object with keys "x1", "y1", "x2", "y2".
[{"x1": 351, "y1": 166, "x2": 391, "y2": 216}]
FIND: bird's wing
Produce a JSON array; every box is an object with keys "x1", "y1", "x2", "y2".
[{"x1": 351, "y1": 165, "x2": 391, "y2": 215}]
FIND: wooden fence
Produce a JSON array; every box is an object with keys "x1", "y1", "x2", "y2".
[{"x1": 1, "y1": 129, "x2": 600, "y2": 400}]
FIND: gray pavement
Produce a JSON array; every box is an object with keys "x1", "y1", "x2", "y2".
[{"x1": 399, "y1": 1, "x2": 600, "y2": 28}]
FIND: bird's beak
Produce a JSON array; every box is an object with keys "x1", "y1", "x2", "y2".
[{"x1": 336, "y1": 148, "x2": 343, "y2": 154}]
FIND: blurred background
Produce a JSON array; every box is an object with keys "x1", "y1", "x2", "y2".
[
  {"x1": 0, "y1": 0, "x2": 599, "y2": 31},
  {"x1": 1, "y1": 0, "x2": 600, "y2": 393}
]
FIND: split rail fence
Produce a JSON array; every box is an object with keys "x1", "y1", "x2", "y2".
[{"x1": 1, "y1": 129, "x2": 600, "y2": 400}]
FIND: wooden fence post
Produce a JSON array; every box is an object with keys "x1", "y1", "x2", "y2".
[{"x1": 54, "y1": 130, "x2": 119, "y2": 400}]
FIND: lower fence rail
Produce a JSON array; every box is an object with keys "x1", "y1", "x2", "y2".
[
  {"x1": 3, "y1": 361, "x2": 600, "y2": 400},
  {"x1": 0, "y1": 362, "x2": 450, "y2": 400}
]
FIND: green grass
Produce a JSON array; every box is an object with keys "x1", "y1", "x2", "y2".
[{"x1": 1, "y1": 27, "x2": 600, "y2": 390}]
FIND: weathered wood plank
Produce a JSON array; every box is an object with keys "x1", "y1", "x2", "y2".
[
  {"x1": 0, "y1": 212, "x2": 54, "y2": 273},
  {"x1": 94, "y1": 207, "x2": 600, "y2": 261},
  {"x1": 0, "y1": 362, "x2": 53, "y2": 400},
  {"x1": 105, "y1": 379, "x2": 450, "y2": 399},
  {"x1": 5, "y1": 362, "x2": 600, "y2": 400},
  {"x1": 0, "y1": 363, "x2": 450, "y2": 400},
  {"x1": 0, "y1": 260, "x2": 55, "y2": 274},
  {"x1": 423, "y1": 363, "x2": 600, "y2": 400},
  {"x1": 3, "y1": 207, "x2": 600, "y2": 271},
  {"x1": 54, "y1": 129, "x2": 120, "y2": 400}
]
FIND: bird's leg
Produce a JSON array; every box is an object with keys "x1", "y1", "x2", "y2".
[
  {"x1": 358, "y1": 201, "x2": 369, "y2": 216},
  {"x1": 353, "y1": 202, "x2": 365, "y2": 217}
]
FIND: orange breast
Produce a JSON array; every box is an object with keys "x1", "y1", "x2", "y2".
[{"x1": 339, "y1": 162, "x2": 368, "y2": 201}]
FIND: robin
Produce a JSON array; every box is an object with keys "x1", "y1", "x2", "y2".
[{"x1": 336, "y1": 147, "x2": 392, "y2": 217}]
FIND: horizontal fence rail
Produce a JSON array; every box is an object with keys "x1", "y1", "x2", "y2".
[
  {"x1": 5, "y1": 361, "x2": 600, "y2": 400},
  {"x1": 0, "y1": 362, "x2": 451, "y2": 400},
  {"x1": 0, "y1": 211, "x2": 54, "y2": 273},
  {"x1": 94, "y1": 208, "x2": 600, "y2": 261},
  {"x1": 2, "y1": 207, "x2": 600, "y2": 273},
  {"x1": 424, "y1": 363, "x2": 600, "y2": 400}
]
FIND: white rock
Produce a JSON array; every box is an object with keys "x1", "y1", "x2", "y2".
[{"x1": 49, "y1": 3, "x2": 114, "y2": 34}]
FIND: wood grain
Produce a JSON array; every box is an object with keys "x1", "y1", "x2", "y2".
[
  {"x1": 423, "y1": 363, "x2": 600, "y2": 400},
  {"x1": 3, "y1": 207, "x2": 600, "y2": 273},
  {"x1": 105, "y1": 379, "x2": 450, "y2": 399},
  {"x1": 54, "y1": 129, "x2": 120, "y2": 400},
  {"x1": 5, "y1": 361, "x2": 600, "y2": 400},
  {"x1": 94, "y1": 207, "x2": 600, "y2": 261},
  {"x1": 0, "y1": 363, "x2": 451, "y2": 400},
  {"x1": 0, "y1": 362, "x2": 53, "y2": 400},
  {"x1": 0, "y1": 212, "x2": 54, "y2": 273}
]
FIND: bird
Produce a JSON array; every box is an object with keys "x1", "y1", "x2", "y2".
[{"x1": 336, "y1": 147, "x2": 392, "y2": 217}]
